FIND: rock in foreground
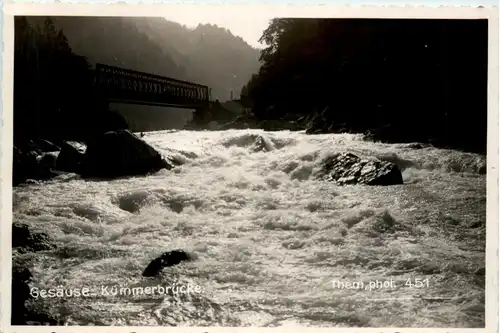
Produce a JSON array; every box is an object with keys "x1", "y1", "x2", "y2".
[
  {"x1": 12, "y1": 222, "x2": 56, "y2": 254},
  {"x1": 11, "y1": 265, "x2": 33, "y2": 325},
  {"x1": 13, "y1": 147, "x2": 38, "y2": 186},
  {"x1": 13, "y1": 146, "x2": 60, "y2": 186},
  {"x1": 12, "y1": 264, "x2": 60, "y2": 325},
  {"x1": 316, "y1": 152, "x2": 403, "y2": 186},
  {"x1": 26, "y1": 139, "x2": 60, "y2": 154},
  {"x1": 55, "y1": 141, "x2": 87, "y2": 173},
  {"x1": 79, "y1": 130, "x2": 172, "y2": 179},
  {"x1": 12, "y1": 223, "x2": 59, "y2": 325},
  {"x1": 142, "y1": 250, "x2": 191, "y2": 277}
]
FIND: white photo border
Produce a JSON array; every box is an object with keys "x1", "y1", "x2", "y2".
[{"x1": 1, "y1": 4, "x2": 498, "y2": 333}]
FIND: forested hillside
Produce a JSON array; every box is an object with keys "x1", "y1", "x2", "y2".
[
  {"x1": 14, "y1": 17, "x2": 102, "y2": 144},
  {"x1": 19, "y1": 16, "x2": 261, "y2": 133},
  {"x1": 27, "y1": 16, "x2": 261, "y2": 101},
  {"x1": 242, "y1": 19, "x2": 487, "y2": 153}
]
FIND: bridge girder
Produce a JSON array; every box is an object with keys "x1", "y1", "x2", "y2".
[{"x1": 93, "y1": 64, "x2": 211, "y2": 109}]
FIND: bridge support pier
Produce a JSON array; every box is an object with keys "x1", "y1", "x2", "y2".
[
  {"x1": 193, "y1": 105, "x2": 212, "y2": 125},
  {"x1": 92, "y1": 90, "x2": 110, "y2": 113},
  {"x1": 99, "y1": 100, "x2": 110, "y2": 113}
]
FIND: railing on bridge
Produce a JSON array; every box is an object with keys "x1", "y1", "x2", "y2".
[{"x1": 93, "y1": 64, "x2": 211, "y2": 109}]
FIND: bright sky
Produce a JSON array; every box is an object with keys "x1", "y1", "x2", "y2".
[
  {"x1": 160, "y1": 1, "x2": 494, "y2": 49},
  {"x1": 163, "y1": 10, "x2": 275, "y2": 48}
]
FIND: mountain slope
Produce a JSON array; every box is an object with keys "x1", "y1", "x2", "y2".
[{"x1": 29, "y1": 16, "x2": 261, "y2": 101}]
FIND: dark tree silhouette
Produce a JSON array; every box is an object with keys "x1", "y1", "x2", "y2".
[
  {"x1": 15, "y1": 17, "x2": 95, "y2": 144},
  {"x1": 245, "y1": 19, "x2": 487, "y2": 153}
]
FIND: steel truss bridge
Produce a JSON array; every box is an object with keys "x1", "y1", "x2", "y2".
[{"x1": 93, "y1": 64, "x2": 211, "y2": 110}]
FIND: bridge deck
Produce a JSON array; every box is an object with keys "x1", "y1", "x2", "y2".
[{"x1": 93, "y1": 64, "x2": 211, "y2": 109}]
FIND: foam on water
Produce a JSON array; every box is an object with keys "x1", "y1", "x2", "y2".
[{"x1": 13, "y1": 129, "x2": 486, "y2": 327}]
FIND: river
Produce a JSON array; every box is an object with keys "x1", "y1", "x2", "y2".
[{"x1": 12, "y1": 129, "x2": 486, "y2": 327}]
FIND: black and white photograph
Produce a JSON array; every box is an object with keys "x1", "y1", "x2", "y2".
[{"x1": 4, "y1": 5, "x2": 498, "y2": 328}]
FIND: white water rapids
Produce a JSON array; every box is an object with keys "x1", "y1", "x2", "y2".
[{"x1": 12, "y1": 129, "x2": 486, "y2": 327}]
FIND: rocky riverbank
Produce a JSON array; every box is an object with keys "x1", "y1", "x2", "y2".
[
  {"x1": 12, "y1": 130, "x2": 182, "y2": 187},
  {"x1": 212, "y1": 108, "x2": 486, "y2": 155}
]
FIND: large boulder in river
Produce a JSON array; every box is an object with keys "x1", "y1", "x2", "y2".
[
  {"x1": 11, "y1": 263, "x2": 60, "y2": 325},
  {"x1": 25, "y1": 139, "x2": 60, "y2": 154},
  {"x1": 38, "y1": 151, "x2": 59, "y2": 170},
  {"x1": 78, "y1": 129, "x2": 172, "y2": 179},
  {"x1": 11, "y1": 265, "x2": 33, "y2": 325},
  {"x1": 12, "y1": 147, "x2": 58, "y2": 186},
  {"x1": 55, "y1": 141, "x2": 87, "y2": 173},
  {"x1": 142, "y1": 250, "x2": 191, "y2": 277},
  {"x1": 12, "y1": 222, "x2": 56, "y2": 253},
  {"x1": 32, "y1": 151, "x2": 60, "y2": 180},
  {"x1": 316, "y1": 152, "x2": 403, "y2": 186},
  {"x1": 12, "y1": 146, "x2": 36, "y2": 186}
]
